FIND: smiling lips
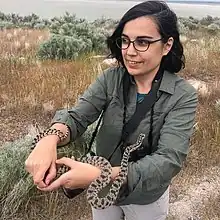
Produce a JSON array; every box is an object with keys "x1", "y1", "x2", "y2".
[{"x1": 126, "y1": 60, "x2": 143, "y2": 67}]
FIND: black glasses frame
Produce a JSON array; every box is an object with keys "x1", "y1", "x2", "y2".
[{"x1": 116, "y1": 36, "x2": 163, "y2": 52}]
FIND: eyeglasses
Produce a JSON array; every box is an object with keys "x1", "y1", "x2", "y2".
[{"x1": 116, "y1": 36, "x2": 163, "y2": 52}]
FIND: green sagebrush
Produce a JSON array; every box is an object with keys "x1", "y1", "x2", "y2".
[{"x1": 0, "y1": 121, "x2": 98, "y2": 218}]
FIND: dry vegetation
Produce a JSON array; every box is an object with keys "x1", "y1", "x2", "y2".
[{"x1": 0, "y1": 27, "x2": 220, "y2": 220}]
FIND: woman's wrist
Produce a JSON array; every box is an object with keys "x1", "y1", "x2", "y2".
[
  {"x1": 42, "y1": 134, "x2": 60, "y2": 144},
  {"x1": 50, "y1": 123, "x2": 70, "y2": 146}
]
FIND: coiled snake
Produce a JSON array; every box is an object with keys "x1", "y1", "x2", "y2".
[
  {"x1": 58, "y1": 133, "x2": 145, "y2": 209},
  {"x1": 33, "y1": 133, "x2": 145, "y2": 210}
]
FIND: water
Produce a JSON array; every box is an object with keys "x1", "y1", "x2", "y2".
[{"x1": 0, "y1": 0, "x2": 220, "y2": 20}]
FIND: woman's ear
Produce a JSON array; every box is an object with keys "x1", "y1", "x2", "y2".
[{"x1": 163, "y1": 37, "x2": 174, "y2": 56}]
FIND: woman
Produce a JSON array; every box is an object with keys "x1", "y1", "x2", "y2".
[{"x1": 25, "y1": 1, "x2": 198, "y2": 219}]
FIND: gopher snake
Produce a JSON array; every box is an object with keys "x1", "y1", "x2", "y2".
[{"x1": 57, "y1": 133, "x2": 146, "y2": 209}]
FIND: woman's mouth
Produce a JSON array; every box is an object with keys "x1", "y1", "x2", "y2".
[
  {"x1": 126, "y1": 60, "x2": 143, "y2": 68},
  {"x1": 126, "y1": 60, "x2": 142, "y2": 64}
]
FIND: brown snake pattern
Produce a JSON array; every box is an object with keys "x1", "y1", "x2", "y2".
[{"x1": 56, "y1": 133, "x2": 146, "y2": 209}]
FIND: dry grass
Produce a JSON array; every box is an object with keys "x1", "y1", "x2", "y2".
[
  {"x1": 180, "y1": 31, "x2": 220, "y2": 81},
  {"x1": 0, "y1": 29, "x2": 103, "y2": 145},
  {"x1": 0, "y1": 29, "x2": 101, "y2": 114},
  {"x1": 200, "y1": 196, "x2": 220, "y2": 220},
  {"x1": 167, "y1": 80, "x2": 220, "y2": 219},
  {"x1": 1, "y1": 58, "x2": 100, "y2": 113},
  {"x1": 0, "y1": 28, "x2": 220, "y2": 219},
  {"x1": 0, "y1": 28, "x2": 49, "y2": 58}
]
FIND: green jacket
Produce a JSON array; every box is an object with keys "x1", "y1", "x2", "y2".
[{"x1": 51, "y1": 66, "x2": 198, "y2": 205}]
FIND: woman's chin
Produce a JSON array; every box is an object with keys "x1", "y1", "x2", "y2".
[{"x1": 126, "y1": 67, "x2": 142, "y2": 76}]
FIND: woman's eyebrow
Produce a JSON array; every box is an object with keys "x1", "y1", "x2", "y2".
[{"x1": 122, "y1": 33, "x2": 154, "y2": 39}]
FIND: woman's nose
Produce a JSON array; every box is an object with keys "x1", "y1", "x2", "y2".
[{"x1": 126, "y1": 42, "x2": 138, "y2": 56}]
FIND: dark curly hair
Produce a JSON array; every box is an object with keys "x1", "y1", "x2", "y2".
[{"x1": 107, "y1": 1, "x2": 185, "y2": 73}]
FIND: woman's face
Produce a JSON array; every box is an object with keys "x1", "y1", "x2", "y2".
[{"x1": 121, "y1": 16, "x2": 173, "y2": 77}]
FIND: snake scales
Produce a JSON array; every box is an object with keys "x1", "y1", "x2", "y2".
[{"x1": 56, "y1": 133, "x2": 146, "y2": 209}]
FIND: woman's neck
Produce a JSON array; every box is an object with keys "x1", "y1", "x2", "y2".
[{"x1": 134, "y1": 67, "x2": 159, "y2": 94}]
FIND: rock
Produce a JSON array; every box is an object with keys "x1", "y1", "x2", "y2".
[
  {"x1": 187, "y1": 79, "x2": 209, "y2": 96},
  {"x1": 180, "y1": 35, "x2": 188, "y2": 43},
  {"x1": 102, "y1": 58, "x2": 117, "y2": 66}
]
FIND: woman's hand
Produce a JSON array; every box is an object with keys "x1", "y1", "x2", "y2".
[
  {"x1": 38, "y1": 157, "x2": 101, "y2": 191},
  {"x1": 25, "y1": 135, "x2": 59, "y2": 188}
]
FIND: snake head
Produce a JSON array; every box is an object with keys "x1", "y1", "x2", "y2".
[{"x1": 138, "y1": 133, "x2": 146, "y2": 143}]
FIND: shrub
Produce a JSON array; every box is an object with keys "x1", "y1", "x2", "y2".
[
  {"x1": 0, "y1": 11, "x2": 49, "y2": 29},
  {"x1": 200, "y1": 15, "x2": 214, "y2": 26},
  {"x1": 0, "y1": 21, "x2": 15, "y2": 30},
  {"x1": 37, "y1": 34, "x2": 93, "y2": 60},
  {"x1": 37, "y1": 13, "x2": 113, "y2": 60},
  {"x1": 0, "y1": 119, "x2": 99, "y2": 218},
  {"x1": 178, "y1": 20, "x2": 190, "y2": 35},
  {"x1": 179, "y1": 17, "x2": 198, "y2": 31},
  {"x1": 0, "y1": 136, "x2": 35, "y2": 218},
  {"x1": 213, "y1": 19, "x2": 220, "y2": 28},
  {"x1": 206, "y1": 23, "x2": 220, "y2": 35}
]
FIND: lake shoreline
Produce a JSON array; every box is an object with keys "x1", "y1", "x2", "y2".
[{"x1": 0, "y1": 1, "x2": 220, "y2": 20}]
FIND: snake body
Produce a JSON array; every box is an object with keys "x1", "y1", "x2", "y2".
[{"x1": 57, "y1": 133, "x2": 146, "y2": 209}]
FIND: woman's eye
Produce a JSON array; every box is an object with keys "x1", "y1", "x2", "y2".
[
  {"x1": 121, "y1": 37, "x2": 129, "y2": 44},
  {"x1": 136, "y1": 39, "x2": 149, "y2": 46}
]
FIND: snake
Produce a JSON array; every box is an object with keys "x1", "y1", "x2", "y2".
[
  {"x1": 32, "y1": 133, "x2": 145, "y2": 210},
  {"x1": 56, "y1": 133, "x2": 146, "y2": 209}
]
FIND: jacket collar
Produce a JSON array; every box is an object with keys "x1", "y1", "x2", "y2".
[
  {"x1": 128, "y1": 69, "x2": 176, "y2": 95},
  {"x1": 159, "y1": 70, "x2": 176, "y2": 95}
]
